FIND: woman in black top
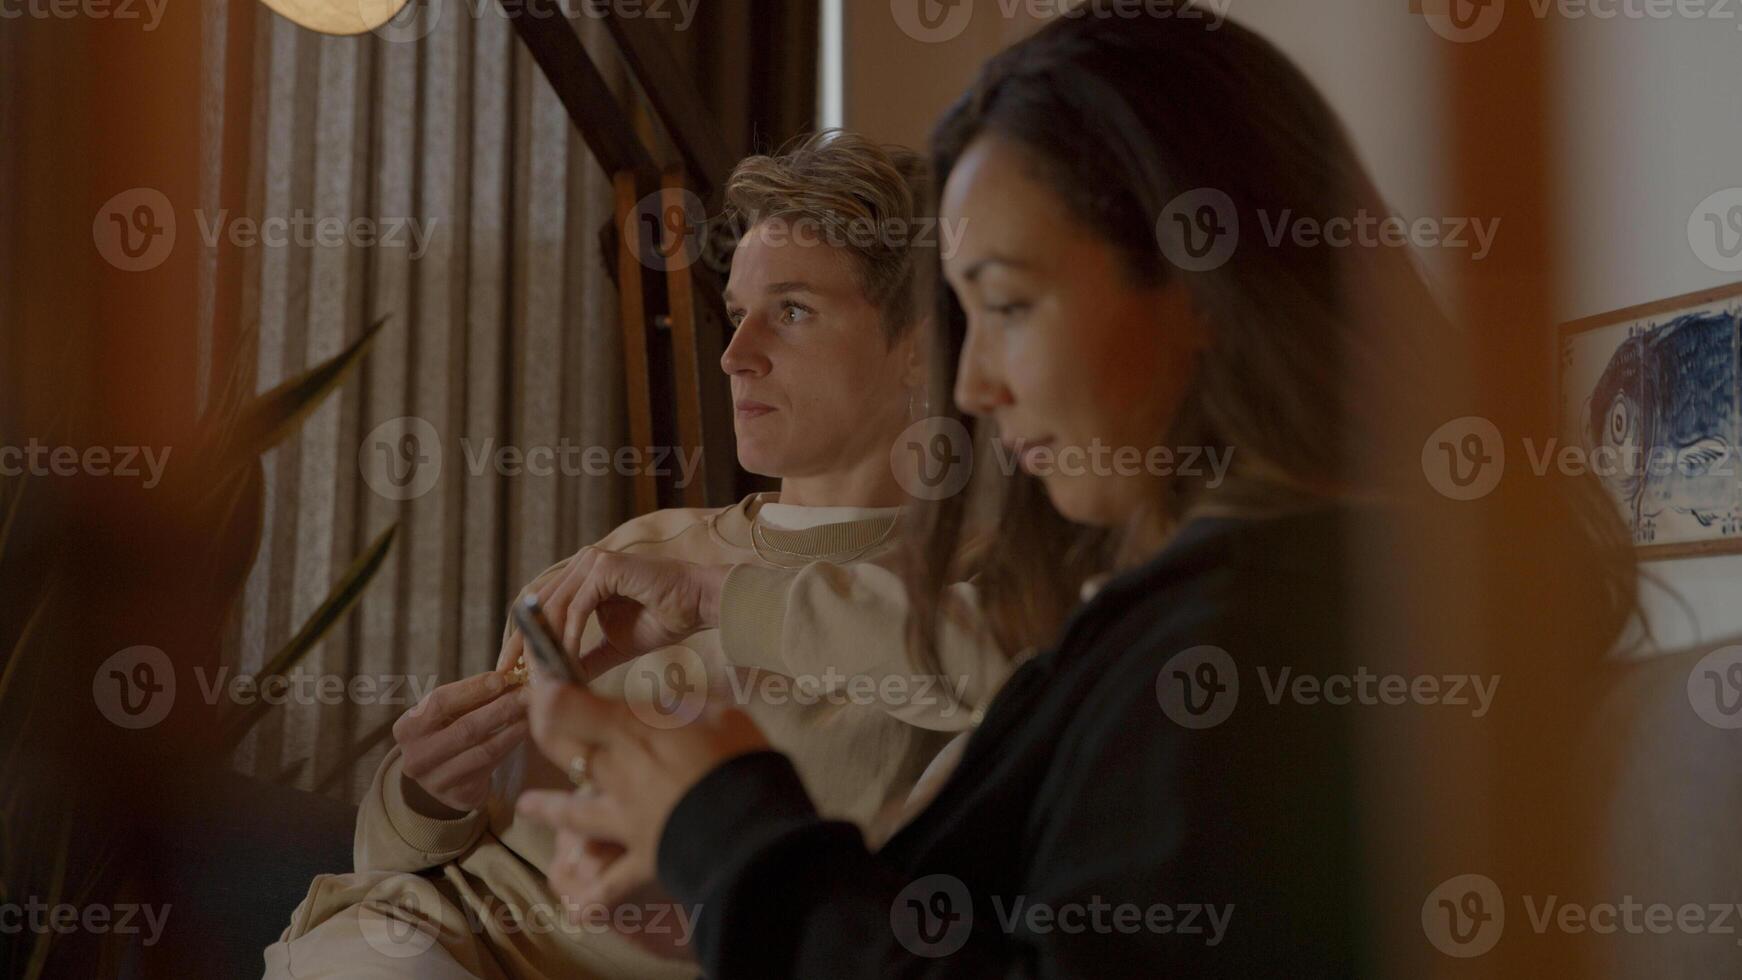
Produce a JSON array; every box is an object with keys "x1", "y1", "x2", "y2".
[{"x1": 514, "y1": 4, "x2": 1635, "y2": 976}]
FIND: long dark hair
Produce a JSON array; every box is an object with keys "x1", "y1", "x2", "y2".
[{"x1": 903, "y1": 1, "x2": 1639, "y2": 670}]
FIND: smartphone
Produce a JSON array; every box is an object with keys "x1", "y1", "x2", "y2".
[{"x1": 511, "y1": 595, "x2": 584, "y2": 684}]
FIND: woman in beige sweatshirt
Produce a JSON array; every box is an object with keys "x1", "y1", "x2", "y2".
[{"x1": 264, "y1": 131, "x2": 1008, "y2": 979}]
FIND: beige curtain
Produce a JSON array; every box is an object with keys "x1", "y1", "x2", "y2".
[{"x1": 207, "y1": 0, "x2": 631, "y2": 800}]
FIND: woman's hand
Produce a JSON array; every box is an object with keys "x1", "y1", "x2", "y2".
[
  {"x1": 516, "y1": 678, "x2": 769, "y2": 913},
  {"x1": 392, "y1": 671, "x2": 529, "y2": 815},
  {"x1": 542, "y1": 833, "x2": 698, "y2": 963},
  {"x1": 495, "y1": 549, "x2": 732, "y2": 678}
]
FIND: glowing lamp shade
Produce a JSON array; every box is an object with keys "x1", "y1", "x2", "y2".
[{"x1": 256, "y1": 0, "x2": 413, "y2": 35}]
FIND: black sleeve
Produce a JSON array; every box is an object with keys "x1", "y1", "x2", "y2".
[
  {"x1": 655, "y1": 675, "x2": 1218, "y2": 979},
  {"x1": 657, "y1": 751, "x2": 1032, "y2": 978}
]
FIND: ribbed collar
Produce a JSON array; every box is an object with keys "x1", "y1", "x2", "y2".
[{"x1": 710, "y1": 491, "x2": 903, "y2": 566}]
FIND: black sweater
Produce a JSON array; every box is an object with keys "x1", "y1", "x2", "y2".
[{"x1": 658, "y1": 506, "x2": 1365, "y2": 978}]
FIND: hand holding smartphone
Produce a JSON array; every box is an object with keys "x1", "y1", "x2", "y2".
[{"x1": 511, "y1": 595, "x2": 584, "y2": 685}]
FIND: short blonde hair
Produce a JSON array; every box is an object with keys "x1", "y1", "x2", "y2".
[{"x1": 724, "y1": 129, "x2": 929, "y2": 342}]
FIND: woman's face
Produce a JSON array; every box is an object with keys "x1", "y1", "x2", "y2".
[
  {"x1": 940, "y1": 134, "x2": 1207, "y2": 528},
  {"x1": 721, "y1": 219, "x2": 917, "y2": 482}
]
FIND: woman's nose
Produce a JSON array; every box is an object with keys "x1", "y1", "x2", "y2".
[
  {"x1": 720, "y1": 318, "x2": 771, "y2": 377},
  {"x1": 953, "y1": 326, "x2": 1007, "y2": 417}
]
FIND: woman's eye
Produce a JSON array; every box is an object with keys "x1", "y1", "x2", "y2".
[
  {"x1": 986, "y1": 301, "x2": 1030, "y2": 319},
  {"x1": 727, "y1": 309, "x2": 746, "y2": 327}
]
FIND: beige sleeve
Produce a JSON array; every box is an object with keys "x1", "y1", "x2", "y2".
[
  {"x1": 717, "y1": 561, "x2": 1012, "y2": 732},
  {"x1": 352, "y1": 746, "x2": 491, "y2": 872},
  {"x1": 352, "y1": 558, "x2": 580, "y2": 873}
]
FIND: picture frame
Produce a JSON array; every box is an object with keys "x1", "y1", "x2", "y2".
[{"x1": 1559, "y1": 281, "x2": 1742, "y2": 561}]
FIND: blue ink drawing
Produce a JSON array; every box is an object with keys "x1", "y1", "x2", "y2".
[{"x1": 1582, "y1": 308, "x2": 1741, "y2": 540}]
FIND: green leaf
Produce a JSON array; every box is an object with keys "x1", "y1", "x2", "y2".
[
  {"x1": 218, "y1": 522, "x2": 399, "y2": 749},
  {"x1": 210, "y1": 314, "x2": 388, "y2": 466}
]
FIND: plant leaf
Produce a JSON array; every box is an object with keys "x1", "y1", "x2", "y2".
[
  {"x1": 211, "y1": 314, "x2": 387, "y2": 466},
  {"x1": 217, "y1": 522, "x2": 399, "y2": 749}
]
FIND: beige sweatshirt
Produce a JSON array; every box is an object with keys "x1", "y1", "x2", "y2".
[{"x1": 340, "y1": 492, "x2": 1010, "y2": 979}]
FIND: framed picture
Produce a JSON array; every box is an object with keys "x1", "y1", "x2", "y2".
[{"x1": 1559, "y1": 282, "x2": 1742, "y2": 560}]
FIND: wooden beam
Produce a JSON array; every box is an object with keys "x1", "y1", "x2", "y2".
[
  {"x1": 612, "y1": 170, "x2": 659, "y2": 515},
  {"x1": 660, "y1": 167, "x2": 744, "y2": 507},
  {"x1": 504, "y1": 0, "x2": 659, "y2": 188},
  {"x1": 596, "y1": 11, "x2": 735, "y2": 198}
]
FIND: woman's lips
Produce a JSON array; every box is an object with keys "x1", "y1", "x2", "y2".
[{"x1": 735, "y1": 400, "x2": 776, "y2": 420}]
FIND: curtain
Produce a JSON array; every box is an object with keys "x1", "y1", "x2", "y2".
[{"x1": 210, "y1": 1, "x2": 631, "y2": 800}]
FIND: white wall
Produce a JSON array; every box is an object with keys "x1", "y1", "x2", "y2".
[{"x1": 1557, "y1": 13, "x2": 1742, "y2": 653}]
